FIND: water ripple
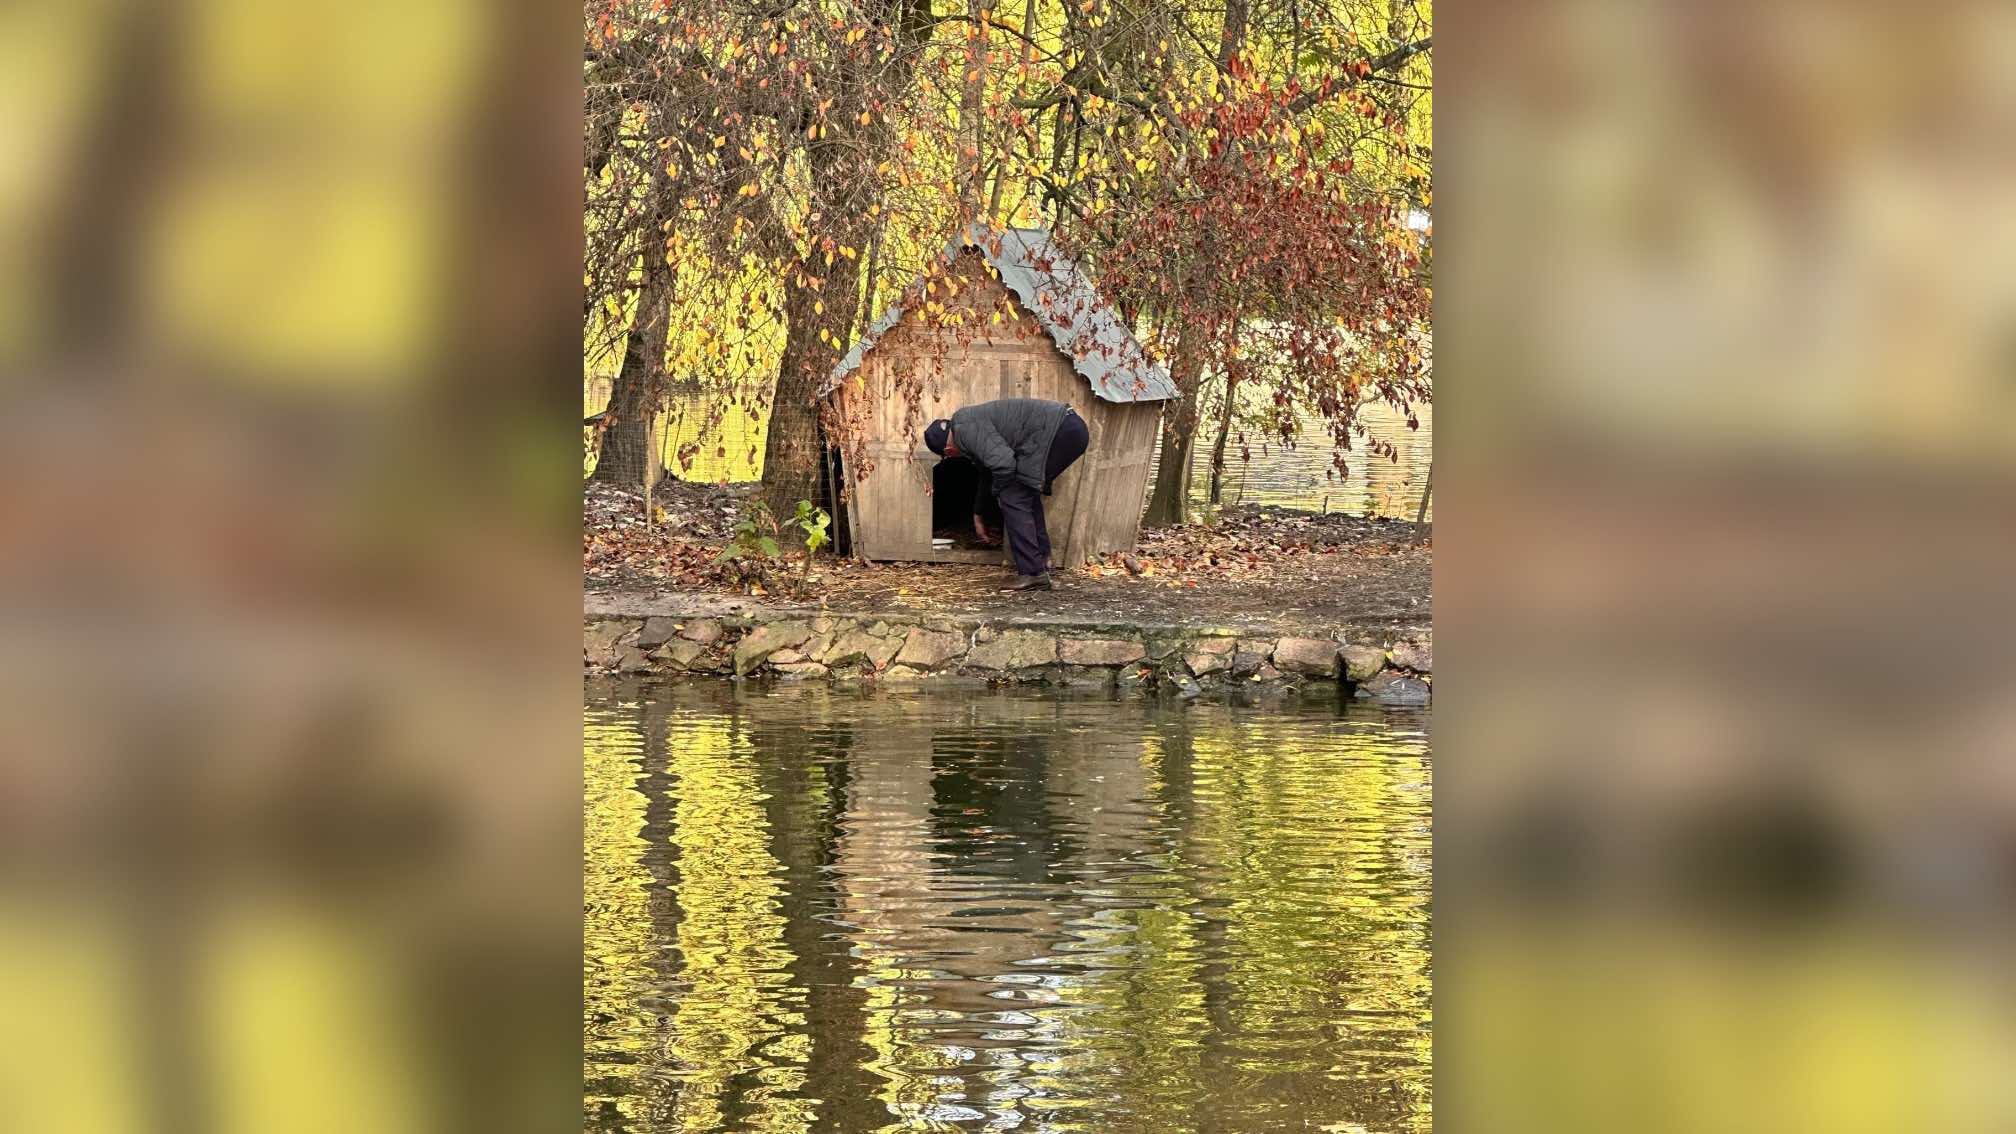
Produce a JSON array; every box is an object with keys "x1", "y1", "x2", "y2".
[{"x1": 586, "y1": 683, "x2": 1430, "y2": 1133}]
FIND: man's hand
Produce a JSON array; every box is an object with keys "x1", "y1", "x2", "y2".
[{"x1": 973, "y1": 515, "x2": 999, "y2": 546}]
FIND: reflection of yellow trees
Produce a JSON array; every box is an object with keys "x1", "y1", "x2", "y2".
[
  {"x1": 851, "y1": 947, "x2": 948, "y2": 1133},
  {"x1": 585, "y1": 705, "x2": 825, "y2": 1133},
  {"x1": 1001, "y1": 712, "x2": 1432, "y2": 1132},
  {"x1": 1023, "y1": 732, "x2": 1209, "y2": 1130},
  {"x1": 662, "y1": 716, "x2": 812, "y2": 1133},
  {"x1": 583, "y1": 707, "x2": 820, "y2": 1133},
  {"x1": 1184, "y1": 716, "x2": 1432, "y2": 1133},
  {"x1": 583, "y1": 691, "x2": 1432, "y2": 1134},
  {"x1": 583, "y1": 716, "x2": 656, "y2": 1129}
]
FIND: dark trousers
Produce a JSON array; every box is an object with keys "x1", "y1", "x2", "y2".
[{"x1": 997, "y1": 411, "x2": 1090, "y2": 575}]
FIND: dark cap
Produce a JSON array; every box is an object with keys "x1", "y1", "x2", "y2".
[{"x1": 923, "y1": 419, "x2": 951, "y2": 456}]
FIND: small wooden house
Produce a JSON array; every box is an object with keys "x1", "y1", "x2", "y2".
[{"x1": 824, "y1": 226, "x2": 1175, "y2": 567}]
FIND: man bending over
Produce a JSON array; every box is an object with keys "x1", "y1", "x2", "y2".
[{"x1": 923, "y1": 398, "x2": 1091, "y2": 592}]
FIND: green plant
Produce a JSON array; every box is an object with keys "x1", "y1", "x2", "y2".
[
  {"x1": 717, "y1": 502, "x2": 780, "y2": 563},
  {"x1": 790, "y1": 500, "x2": 830, "y2": 593}
]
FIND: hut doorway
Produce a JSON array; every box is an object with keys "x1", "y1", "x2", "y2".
[{"x1": 930, "y1": 457, "x2": 1002, "y2": 553}]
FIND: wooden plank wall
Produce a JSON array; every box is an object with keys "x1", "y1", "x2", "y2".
[
  {"x1": 833, "y1": 251, "x2": 1163, "y2": 566},
  {"x1": 1076, "y1": 401, "x2": 1160, "y2": 561}
]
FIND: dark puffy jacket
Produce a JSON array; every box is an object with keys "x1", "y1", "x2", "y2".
[{"x1": 949, "y1": 398, "x2": 1072, "y2": 496}]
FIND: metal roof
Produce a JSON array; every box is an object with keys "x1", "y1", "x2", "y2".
[{"x1": 826, "y1": 225, "x2": 1176, "y2": 403}]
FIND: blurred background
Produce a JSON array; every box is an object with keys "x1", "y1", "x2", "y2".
[
  {"x1": 1436, "y1": 0, "x2": 2016, "y2": 1131},
  {"x1": 0, "y1": 1, "x2": 583, "y2": 1132},
  {"x1": 6, "y1": 0, "x2": 2015, "y2": 1131}
]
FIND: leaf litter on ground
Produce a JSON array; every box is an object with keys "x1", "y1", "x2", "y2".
[{"x1": 585, "y1": 479, "x2": 1430, "y2": 632}]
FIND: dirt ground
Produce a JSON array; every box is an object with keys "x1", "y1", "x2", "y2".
[{"x1": 585, "y1": 479, "x2": 1430, "y2": 635}]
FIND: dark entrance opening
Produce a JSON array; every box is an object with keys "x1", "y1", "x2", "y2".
[
  {"x1": 931, "y1": 457, "x2": 1000, "y2": 550},
  {"x1": 820, "y1": 443, "x2": 851, "y2": 556}
]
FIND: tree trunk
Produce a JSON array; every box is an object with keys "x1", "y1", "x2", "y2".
[
  {"x1": 755, "y1": 0, "x2": 923, "y2": 514},
  {"x1": 762, "y1": 253, "x2": 860, "y2": 516},
  {"x1": 1414, "y1": 456, "x2": 1434, "y2": 536},
  {"x1": 1143, "y1": 341, "x2": 1203, "y2": 527},
  {"x1": 590, "y1": 273, "x2": 673, "y2": 486},
  {"x1": 1217, "y1": 0, "x2": 1249, "y2": 65},
  {"x1": 1145, "y1": 412, "x2": 1197, "y2": 527},
  {"x1": 1206, "y1": 371, "x2": 1237, "y2": 505},
  {"x1": 45, "y1": 0, "x2": 178, "y2": 362},
  {"x1": 591, "y1": 362, "x2": 655, "y2": 488}
]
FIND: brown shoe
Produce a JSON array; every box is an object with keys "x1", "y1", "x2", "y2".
[{"x1": 1002, "y1": 572, "x2": 1053, "y2": 592}]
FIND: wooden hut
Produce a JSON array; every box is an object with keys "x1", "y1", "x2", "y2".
[{"x1": 824, "y1": 226, "x2": 1175, "y2": 567}]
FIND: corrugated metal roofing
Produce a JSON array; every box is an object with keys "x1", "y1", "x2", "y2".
[{"x1": 826, "y1": 224, "x2": 1176, "y2": 404}]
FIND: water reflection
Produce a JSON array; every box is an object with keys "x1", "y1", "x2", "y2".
[{"x1": 585, "y1": 682, "x2": 1431, "y2": 1133}]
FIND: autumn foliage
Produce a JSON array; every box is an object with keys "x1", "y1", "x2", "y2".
[{"x1": 583, "y1": 0, "x2": 1430, "y2": 523}]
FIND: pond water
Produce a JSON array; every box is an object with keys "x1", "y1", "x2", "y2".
[
  {"x1": 586, "y1": 387, "x2": 1432, "y2": 520},
  {"x1": 1148, "y1": 399, "x2": 1433, "y2": 522},
  {"x1": 585, "y1": 681, "x2": 1432, "y2": 1133}
]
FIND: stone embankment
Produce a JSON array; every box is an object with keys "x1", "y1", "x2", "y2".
[{"x1": 586, "y1": 593, "x2": 1430, "y2": 705}]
